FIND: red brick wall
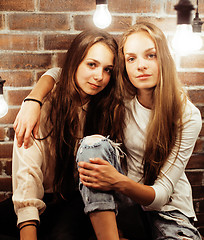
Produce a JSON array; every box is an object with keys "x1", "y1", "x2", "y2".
[{"x1": 0, "y1": 0, "x2": 204, "y2": 235}]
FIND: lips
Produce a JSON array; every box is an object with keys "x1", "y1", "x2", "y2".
[
  {"x1": 88, "y1": 82, "x2": 101, "y2": 89},
  {"x1": 136, "y1": 74, "x2": 152, "y2": 80}
]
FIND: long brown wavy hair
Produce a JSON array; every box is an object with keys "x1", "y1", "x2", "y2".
[
  {"x1": 44, "y1": 29, "x2": 119, "y2": 196},
  {"x1": 118, "y1": 22, "x2": 187, "y2": 185}
]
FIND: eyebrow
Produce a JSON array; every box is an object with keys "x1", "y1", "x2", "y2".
[{"x1": 125, "y1": 47, "x2": 156, "y2": 55}]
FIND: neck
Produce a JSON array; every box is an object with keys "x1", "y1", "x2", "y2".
[{"x1": 137, "y1": 89, "x2": 154, "y2": 109}]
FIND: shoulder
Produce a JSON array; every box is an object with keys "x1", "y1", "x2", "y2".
[
  {"x1": 184, "y1": 99, "x2": 201, "y2": 121},
  {"x1": 183, "y1": 99, "x2": 202, "y2": 133},
  {"x1": 42, "y1": 67, "x2": 62, "y2": 82}
]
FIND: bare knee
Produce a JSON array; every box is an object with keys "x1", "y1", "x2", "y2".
[{"x1": 83, "y1": 135, "x2": 105, "y2": 146}]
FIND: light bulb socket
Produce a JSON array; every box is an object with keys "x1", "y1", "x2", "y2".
[
  {"x1": 96, "y1": 0, "x2": 108, "y2": 5},
  {"x1": 174, "y1": 0, "x2": 195, "y2": 24},
  {"x1": 192, "y1": 12, "x2": 204, "y2": 32},
  {"x1": 0, "y1": 77, "x2": 6, "y2": 94}
]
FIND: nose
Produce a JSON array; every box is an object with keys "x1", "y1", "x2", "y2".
[
  {"x1": 137, "y1": 57, "x2": 147, "y2": 71},
  {"x1": 94, "y1": 68, "x2": 103, "y2": 81}
]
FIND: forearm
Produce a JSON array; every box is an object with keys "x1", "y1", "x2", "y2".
[
  {"x1": 114, "y1": 174, "x2": 155, "y2": 206},
  {"x1": 27, "y1": 75, "x2": 55, "y2": 102},
  {"x1": 78, "y1": 158, "x2": 155, "y2": 206},
  {"x1": 19, "y1": 221, "x2": 38, "y2": 240}
]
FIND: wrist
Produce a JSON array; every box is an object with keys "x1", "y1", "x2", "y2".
[
  {"x1": 27, "y1": 93, "x2": 43, "y2": 102},
  {"x1": 19, "y1": 221, "x2": 38, "y2": 240},
  {"x1": 19, "y1": 220, "x2": 38, "y2": 230},
  {"x1": 23, "y1": 98, "x2": 42, "y2": 107},
  {"x1": 113, "y1": 174, "x2": 128, "y2": 193}
]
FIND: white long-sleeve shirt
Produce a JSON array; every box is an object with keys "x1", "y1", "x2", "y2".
[
  {"x1": 124, "y1": 96, "x2": 202, "y2": 219},
  {"x1": 12, "y1": 107, "x2": 55, "y2": 225},
  {"x1": 12, "y1": 67, "x2": 89, "y2": 225},
  {"x1": 12, "y1": 68, "x2": 62, "y2": 225}
]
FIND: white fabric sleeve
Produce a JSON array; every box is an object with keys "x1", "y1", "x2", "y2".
[
  {"x1": 41, "y1": 67, "x2": 62, "y2": 83},
  {"x1": 12, "y1": 136, "x2": 46, "y2": 225},
  {"x1": 146, "y1": 102, "x2": 202, "y2": 210}
]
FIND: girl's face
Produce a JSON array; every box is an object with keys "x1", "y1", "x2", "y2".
[
  {"x1": 75, "y1": 42, "x2": 114, "y2": 102},
  {"x1": 123, "y1": 31, "x2": 159, "y2": 94}
]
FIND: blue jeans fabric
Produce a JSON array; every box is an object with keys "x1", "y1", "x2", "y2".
[
  {"x1": 76, "y1": 135, "x2": 123, "y2": 214},
  {"x1": 76, "y1": 135, "x2": 202, "y2": 240},
  {"x1": 76, "y1": 135, "x2": 152, "y2": 240},
  {"x1": 147, "y1": 210, "x2": 202, "y2": 240}
]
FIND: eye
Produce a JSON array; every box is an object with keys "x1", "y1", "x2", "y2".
[
  {"x1": 148, "y1": 53, "x2": 157, "y2": 59},
  {"x1": 126, "y1": 57, "x2": 135, "y2": 62},
  {"x1": 87, "y1": 62, "x2": 96, "y2": 68},
  {"x1": 104, "y1": 67, "x2": 113, "y2": 74}
]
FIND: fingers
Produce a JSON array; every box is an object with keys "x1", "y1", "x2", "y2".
[
  {"x1": 79, "y1": 173, "x2": 93, "y2": 183},
  {"x1": 15, "y1": 122, "x2": 25, "y2": 148},
  {"x1": 79, "y1": 174, "x2": 99, "y2": 189},
  {"x1": 13, "y1": 101, "x2": 42, "y2": 148},
  {"x1": 89, "y1": 158, "x2": 109, "y2": 165},
  {"x1": 23, "y1": 127, "x2": 33, "y2": 149},
  {"x1": 78, "y1": 167, "x2": 94, "y2": 178},
  {"x1": 33, "y1": 119, "x2": 40, "y2": 138},
  {"x1": 78, "y1": 161, "x2": 94, "y2": 169},
  {"x1": 78, "y1": 158, "x2": 107, "y2": 168}
]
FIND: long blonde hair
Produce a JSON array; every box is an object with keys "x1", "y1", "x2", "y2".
[{"x1": 118, "y1": 22, "x2": 187, "y2": 185}]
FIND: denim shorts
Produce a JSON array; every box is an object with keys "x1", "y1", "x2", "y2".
[
  {"x1": 147, "y1": 210, "x2": 202, "y2": 240},
  {"x1": 76, "y1": 135, "x2": 124, "y2": 214}
]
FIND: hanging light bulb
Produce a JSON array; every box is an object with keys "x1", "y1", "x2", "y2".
[
  {"x1": 93, "y1": 0, "x2": 112, "y2": 29},
  {"x1": 0, "y1": 77, "x2": 8, "y2": 118},
  {"x1": 172, "y1": 0, "x2": 196, "y2": 55},
  {"x1": 172, "y1": 24, "x2": 202, "y2": 55},
  {"x1": 192, "y1": 0, "x2": 203, "y2": 50}
]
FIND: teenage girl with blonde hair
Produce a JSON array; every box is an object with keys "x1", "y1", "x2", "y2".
[{"x1": 77, "y1": 22, "x2": 202, "y2": 239}]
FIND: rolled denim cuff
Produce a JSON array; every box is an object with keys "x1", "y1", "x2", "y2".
[{"x1": 84, "y1": 200, "x2": 116, "y2": 214}]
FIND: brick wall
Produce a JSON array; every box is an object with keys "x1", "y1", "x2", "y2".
[{"x1": 0, "y1": 0, "x2": 204, "y2": 236}]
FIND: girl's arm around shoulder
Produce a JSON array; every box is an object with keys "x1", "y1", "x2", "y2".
[{"x1": 13, "y1": 67, "x2": 62, "y2": 148}]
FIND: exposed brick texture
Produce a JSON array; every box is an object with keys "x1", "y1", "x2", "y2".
[
  {"x1": 0, "y1": 14, "x2": 4, "y2": 30},
  {"x1": 0, "y1": 71, "x2": 34, "y2": 87},
  {"x1": 188, "y1": 90, "x2": 204, "y2": 104},
  {"x1": 40, "y1": 0, "x2": 95, "y2": 12},
  {"x1": 179, "y1": 72, "x2": 204, "y2": 86},
  {"x1": 7, "y1": 89, "x2": 31, "y2": 105},
  {"x1": 109, "y1": 0, "x2": 160, "y2": 13},
  {"x1": 44, "y1": 34, "x2": 77, "y2": 50},
  {"x1": 0, "y1": 34, "x2": 38, "y2": 51},
  {"x1": 0, "y1": 0, "x2": 204, "y2": 236},
  {"x1": 0, "y1": 53, "x2": 52, "y2": 69},
  {"x1": 0, "y1": 0, "x2": 35, "y2": 11},
  {"x1": 8, "y1": 13, "x2": 70, "y2": 31}
]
